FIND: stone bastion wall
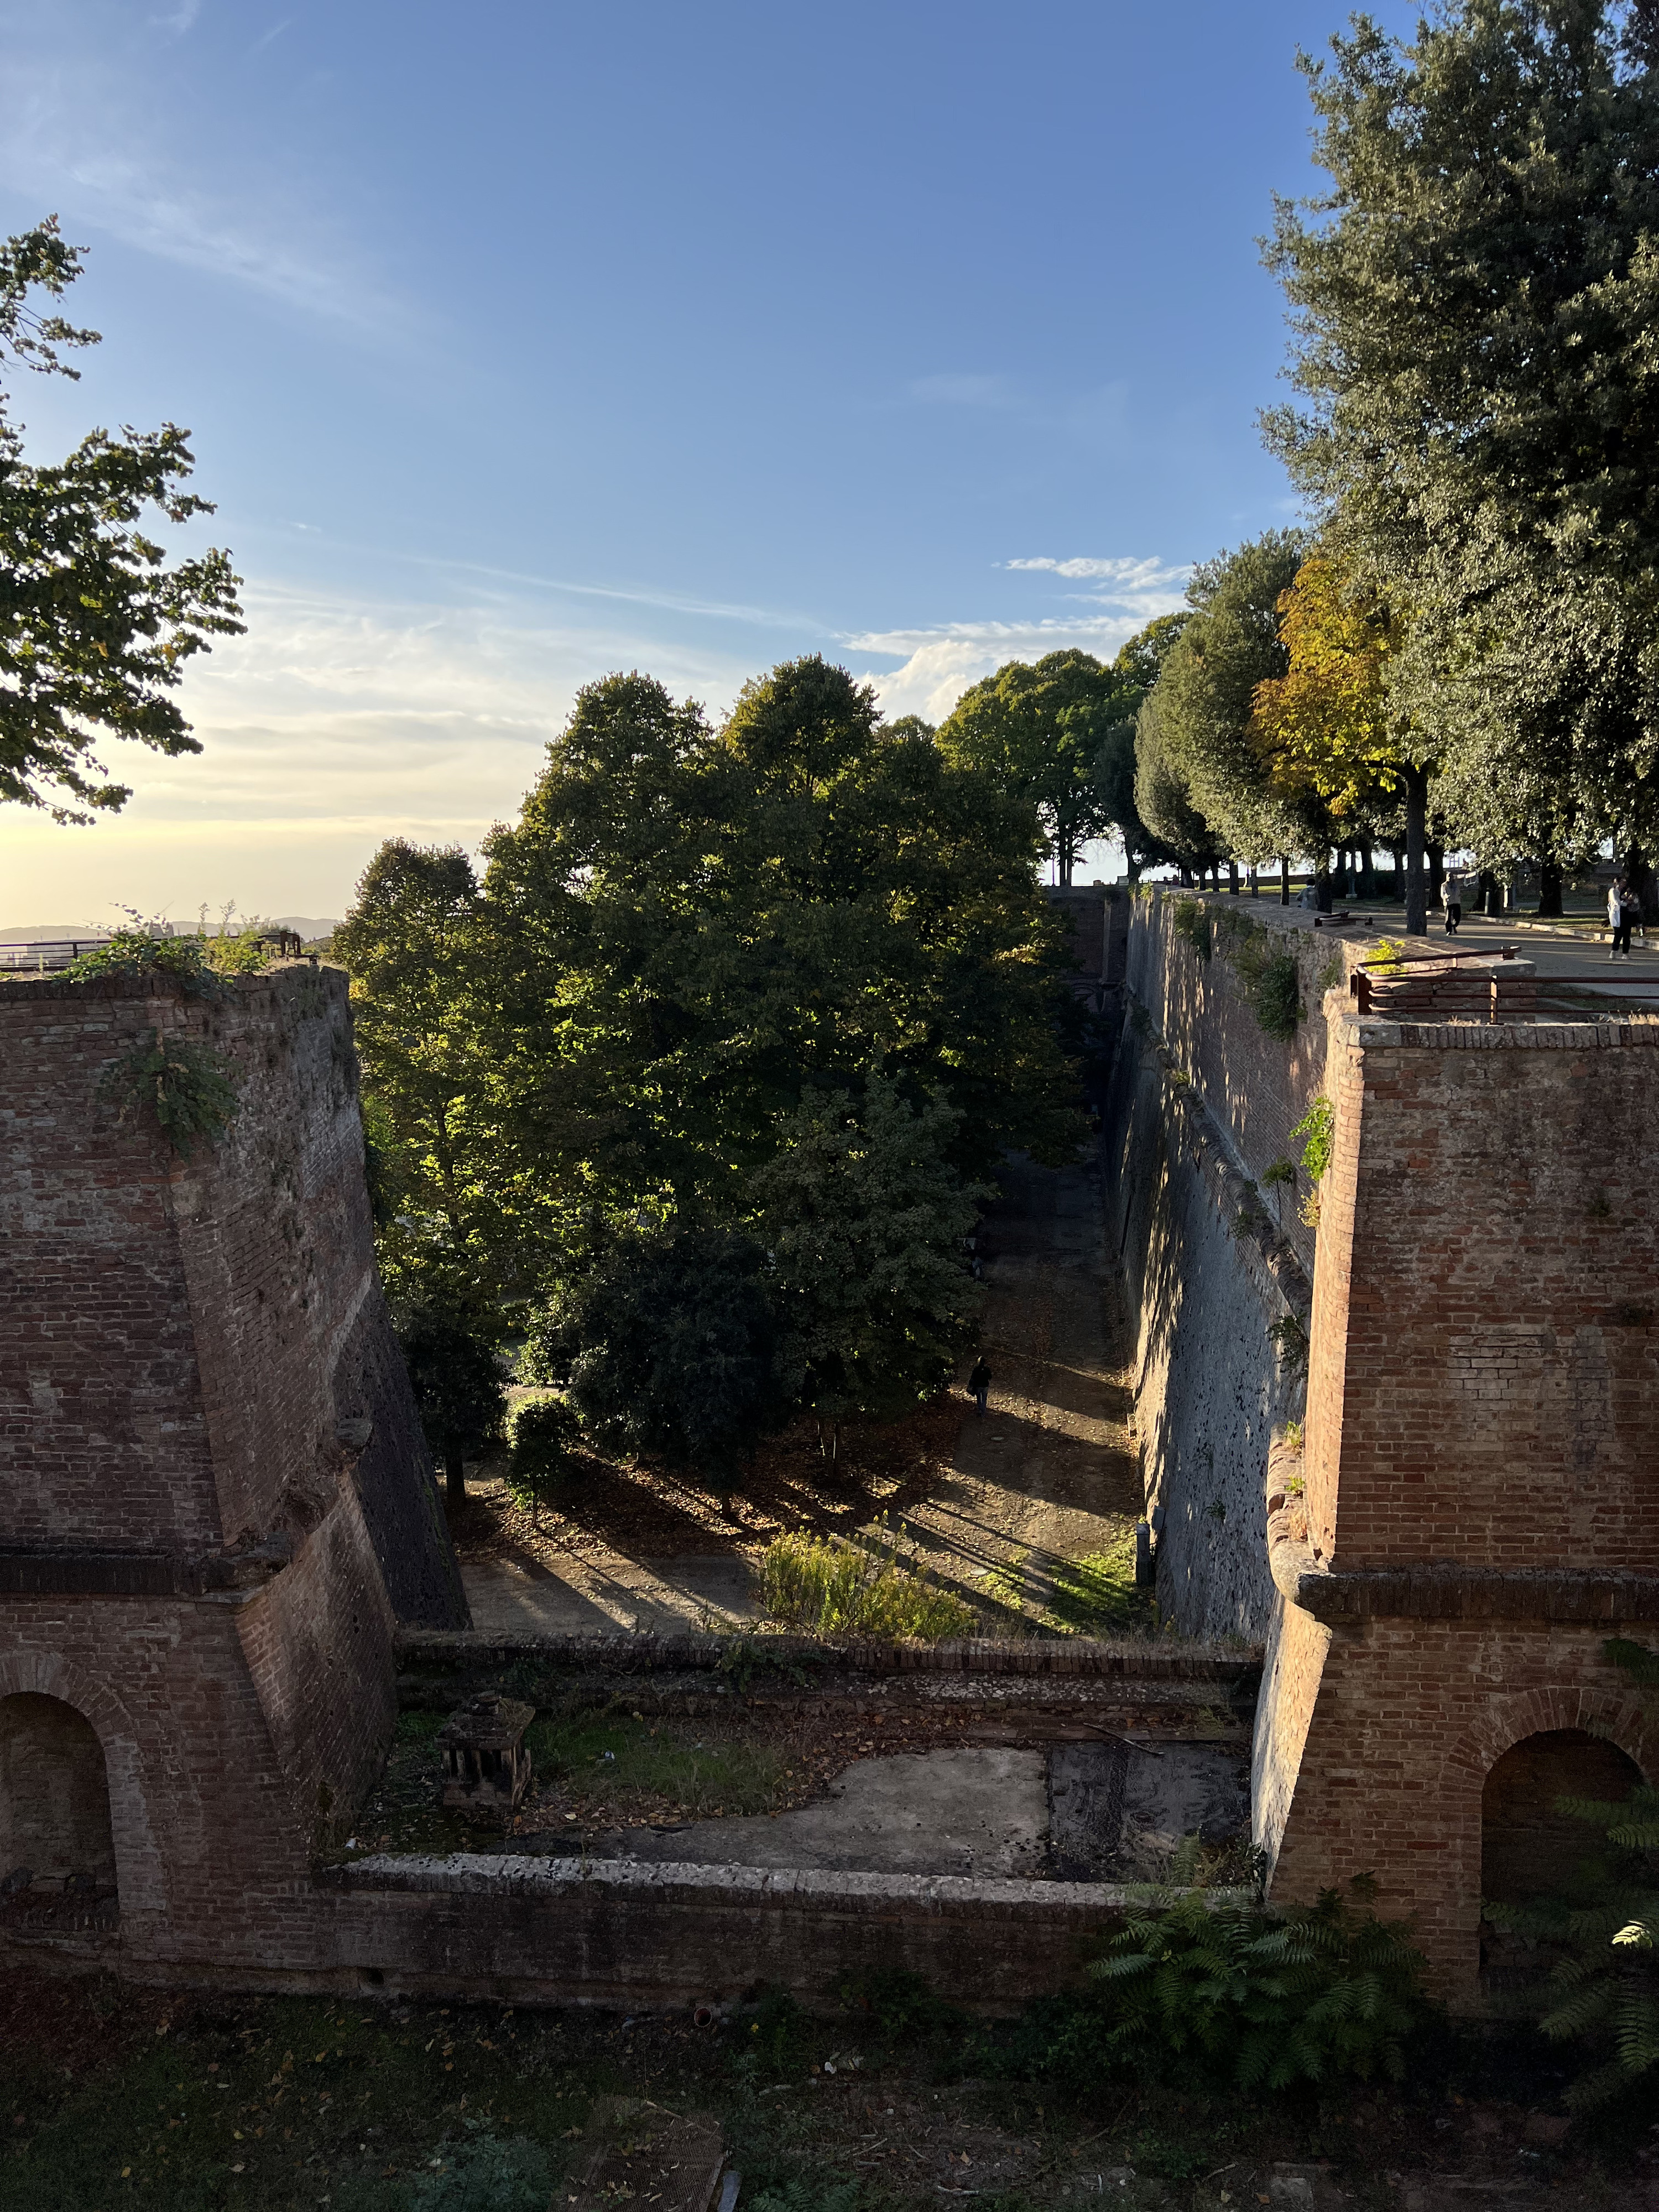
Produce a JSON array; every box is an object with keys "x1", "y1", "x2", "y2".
[{"x1": 1101, "y1": 890, "x2": 1373, "y2": 1640}]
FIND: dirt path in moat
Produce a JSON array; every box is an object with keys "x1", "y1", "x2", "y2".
[{"x1": 455, "y1": 1144, "x2": 1145, "y2": 1637}]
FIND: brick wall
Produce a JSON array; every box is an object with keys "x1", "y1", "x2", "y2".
[
  {"x1": 1255, "y1": 1003, "x2": 1659, "y2": 2004},
  {"x1": 0, "y1": 959, "x2": 462, "y2": 1982}
]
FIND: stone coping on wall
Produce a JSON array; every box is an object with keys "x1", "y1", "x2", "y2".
[
  {"x1": 1335, "y1": 1010, "x2": 1659, "y2": 1050},
  {"x1": 327, "y1": 1848, "x2": 1256, "y2": 1917},
  {"x1": 0, "y1": 958, "x2": 335, "y2": 1003},
  {"x1": 394, "y1": 1629, "x2": 1261, "y2": 1681}
]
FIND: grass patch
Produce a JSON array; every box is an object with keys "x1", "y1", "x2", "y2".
[
  {"x1": 1042, "y1": 1531, "x2": 1151, "y2": 1636},
  {"x1": 524, "y1": 1712, "x2": 784, "y2": 1820},
  {"x1": 759, "y1": 1529, "x2": 976, "y2": 1640}
]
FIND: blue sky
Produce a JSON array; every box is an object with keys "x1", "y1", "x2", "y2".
[{"x1": 0, "y1": 0, "x2": 1420, "y2": 926}]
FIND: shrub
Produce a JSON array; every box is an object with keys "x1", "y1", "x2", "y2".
[
  {"x1": 1228, "y1": 928, "x2": 1303, "y2": 1041},
  {"x1": 1261, "y1": 1157, "x2": 1297, "y2": 1189},
  {"x1": 505, "y1": 1395, "x2": 582, "y2": 1525},
  {"x1": 96, "y1": 1026, "x2": 241, "y2": 1157},
  {"x1": 1081, "y1": 1881, "x2": 1428, "y2": 2090},
  {"x1": 66, "y1": 926, "x2": 231, "y2": 998},
  {"x1": 759, "y1": 1527, "x2": 975, "y2": 1640},
  {"x1": 409, "y1": 2131, "x2": 552, "y2": 2212},
  {"x1": 1291, "y1": 1094, "x2": 1335, "y2": 1185},
  {"x1": 1172, "y1": 897, "x2": 1212, "y2": 961}
]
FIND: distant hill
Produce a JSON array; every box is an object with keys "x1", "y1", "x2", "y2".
[{"x1": 0, "y1": 915, "x2": 341, "y2": 944}]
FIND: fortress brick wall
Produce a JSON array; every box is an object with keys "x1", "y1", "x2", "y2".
[
  {"x1": 1103, "y1": 892, "x2": 1370, "y2": 1637},
  {"x1": 1, "y1": 962, "x2": 466, "y2": 1984},
  {"x1": 1255, "y1": 1001, "x2": 1659, "y2": 2000}
]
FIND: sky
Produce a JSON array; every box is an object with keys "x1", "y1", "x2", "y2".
[{"x1": 0, "y1": 0, "x2": 1422, "y2": 930}]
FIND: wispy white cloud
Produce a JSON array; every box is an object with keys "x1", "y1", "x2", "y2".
[
  {"x1": 0, "y1": 580, "x2": 760, "y2": 921},
  {"x1": 854, "y1": 556, "x2": 1190, "y2": 721},
  {"x1": 0, "y1": 35, "x2": 403, "y2": 333},
  {"x1": 149, "y1": 0, "x2": 202, "y2": 33},
  {"x1": 1004, "y1": 555, "x2": 1189, "y2": 592}
]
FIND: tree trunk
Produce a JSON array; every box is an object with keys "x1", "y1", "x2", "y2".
[
  {"x1": 445, "y1": 1450, "x2": 466, "y2": 1506},
  {"x1": 1402, "y1": 763, "x2": 1429, "y2": 936},
  {"x1": 1228, "y1": 859, "x2": 1239, "y2": 895},
  {"x1": 1391, "y1": 844, "x2": 1404, "y2": 901},
  {"x1": 1314, "y1": 853, "x2": 1334, "y2": 915},
  {"x1": 1625, "y1": 846, "x2": 1658, "y2": 924},
  {"x1": 1428, "y1": 842, "x2": 1445, "y2": 916},
  {"x1": 1279, "y1": 857, "x2": 1291, "y2": 906},
  {"x1": 1360, "y1": 844, "x2": 1375, "y2": 899},
  {"x1": 1538, "y1": 856, "x2": 1564, "y2": 917}
]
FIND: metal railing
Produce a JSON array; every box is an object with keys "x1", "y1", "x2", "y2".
[
  {"x1": 1352, "y1": 947, "x2": 1659, "y2": 1023},
  {"x1": 0, "y1": 938, "x2": 111, "y2": 974}
]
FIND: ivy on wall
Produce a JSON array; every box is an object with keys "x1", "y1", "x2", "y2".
[{"x1": 97, "y1": 1027, "x2": 241, "y2": 1159}]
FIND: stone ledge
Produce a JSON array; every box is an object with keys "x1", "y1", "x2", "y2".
[
  {"x1": 394, "y1": 1628, "x2": 1261, "y2": 1682},
  {"x1": 327, "y1": 1849, "x2": 1256, "y2": 1916},
  {"x1": 0, "y1": 1541, "x2": 294, "y2": 1598},
  {"x1": 1272, "y1": 1551, "x2": 1659, "y2": 1623}
]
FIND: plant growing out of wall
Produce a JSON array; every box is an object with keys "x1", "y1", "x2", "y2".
[
  {"x1": 1171, "y1": 897, "x2": 1212, "y2": 961},
  {"x1": 1262, "y1": 1156, "x2": 1297, "y2": 1190},
  {"x1": 1269, "y1": 1312, "x2": 1309, "y2": 1376},
  {"x1": 96, "y1": 1026, "x2": 241, "y2": 1158},
  {"x1": 1290, "y1": 1095, "x2": 1335, "y2": 1226}
]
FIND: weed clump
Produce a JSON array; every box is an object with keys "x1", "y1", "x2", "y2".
[{"x1": 759, "y1": 1528, "x2": 975, "y2": 1640}]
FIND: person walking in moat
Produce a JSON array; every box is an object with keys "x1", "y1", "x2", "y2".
[
  {"x1": 1609, "y1": 876, "x2": 1636, "y2": 959},
  {"x1": 968, "y1": 1353, "x2": 992, "y2": 1417}
]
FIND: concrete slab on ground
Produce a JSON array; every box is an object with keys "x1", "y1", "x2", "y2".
[{"x1": 596, "y1": 1747, "x2": 1050, "y2": 1877}]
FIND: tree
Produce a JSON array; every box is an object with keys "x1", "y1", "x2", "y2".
[
  {"x1": 1248, "y1": 552, "x2": 1427, "y2": 928},
  {"x1": 398, "y1": 1300, "x2": 507, "y2": 1507},
  {"x1": 1263, "y1": 2, "x2": 1659, "y2": 897},
  {"x1": 333, "y1": 842, "x2": 521, "y2": 1308},
  {"x1": 481, "y1": 659, "x2": 1084, "y2": 1222},
  {"x1": 524, "y1": 1226, "x2": 788, "y2": 1489},
  {"x1": 744, "y1": 1076, "x2": 987, "y2": 1457},
  {"x1": 1136, "y1": 535, "x2": 1338, "y2": 897},
  {"x1": 935, "y1": 649, "x2": 1142, "y2": 883},
  {"x1": 0, "y1": 218, "x2": 242, "y2": 821}
]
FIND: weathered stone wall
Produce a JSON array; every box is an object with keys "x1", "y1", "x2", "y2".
[{"x1": 1104, "y1": 894, "x2": 1369, "y2": 1639}]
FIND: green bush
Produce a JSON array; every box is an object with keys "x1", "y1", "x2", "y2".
[
  {"x1": 96, "y1": 1026, "x2": 241, "y2": 1158},
  {"x1": 65, "y1": 926, "x2": 231, "y2": 998},
  {"x1": 1228, "y1": 927, "x2": 1303, "y2": 1041},
  {"x1": 408, "y1": 2131, "x2": 552, "y2": 2212},
  {"x1": 505, "y1": 1394, "x2": 582, "y2": 1524},
  {"x1": 759, "y1": 1528, "x2": 975, "y2": 1640},
  {"x1": 1086, "y1": 1882, "x2": 1427, "y2": 2089}
]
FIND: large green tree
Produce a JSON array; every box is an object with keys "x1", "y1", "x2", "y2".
[
  {"x1": 481, "y1": 658, "x2": 1084, "y2": 1220},
  {"x1": 936, "y1": 649, "x2": 1143, "y2": 884},
  {"x1": 1264, "y1": 0, "x2": 1659, "y2": 893},
  {"x1": 0, "y1": 219, "x2": 242, "y2": 821}
]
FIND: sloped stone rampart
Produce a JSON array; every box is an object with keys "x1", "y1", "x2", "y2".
[{"x1": 1103, "y1": 894, "x2": 1369, "y2": 1639}]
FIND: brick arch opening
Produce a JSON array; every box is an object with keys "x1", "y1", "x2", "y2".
[
  {"x1": 0, "y1": 1693, "x2": 118, "y2": 1898},
  {"x1": 1481, "y1": 1728, "x2": 1641, "y2": 1907}
]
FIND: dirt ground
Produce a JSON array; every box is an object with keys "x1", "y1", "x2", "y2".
[
  {"x1": 450, "y1": 1145, "x2": 1147, "y2": 1637},
  {"x1": 4, "y1": 1967, "x2": 1658, "y2": 2212}
]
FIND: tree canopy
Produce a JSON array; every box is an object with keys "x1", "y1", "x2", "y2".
[
  {"x1": 0, "y1": 218, "x2": 242, "y2": 822},
  {"x1": 1264, "y1": 0, "x2": 1659, "y2": 889}
]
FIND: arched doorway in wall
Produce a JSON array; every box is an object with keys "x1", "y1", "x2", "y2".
[
  {"x1": 1480, "y1": 1728, "x2": 1642, "y2": 1989},
  {"x1": 0, "y1": 1693, "x2": 118, "y2": 1912}
]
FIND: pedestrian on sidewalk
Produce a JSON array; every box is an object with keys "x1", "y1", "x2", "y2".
[
  {"x1": 967, "y1": 1354, "x2": 992, "y2": 1417},
  {"x1": 1443, "y1": 867, "x2": 1466, "y2": 936},
  {"x1": 1609, "y1": 877, "x2": 1635, "y2": 959}
]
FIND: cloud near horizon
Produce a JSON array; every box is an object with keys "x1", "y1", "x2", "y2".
[{"x1": 854, "y1": 554, "x2": 1190, "y2": 721}]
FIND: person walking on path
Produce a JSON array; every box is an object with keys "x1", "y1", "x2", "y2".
[
  {"x1": 1443, "y1": 867, "x2": 1466, "y2": 936},
  {"x1": 1609, "y1": 877, "x2": 1636, "y2": 959},
  {"x1": 967, "y1": 1354, "x2": 992, "y2": 1418}
]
